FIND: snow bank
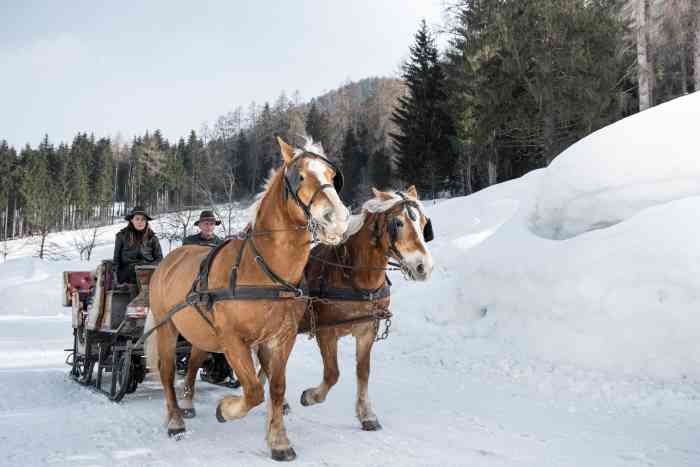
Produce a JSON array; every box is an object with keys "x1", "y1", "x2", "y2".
[
  {"x1": 397, "y1": 189, "x2": 700, "y2": 380},
  {"x1": 391, "y1": 93, "x2": 700, "y2": 381},
  {"x1": 532, "y1": 91, "x2": 700, "y2": 240}
]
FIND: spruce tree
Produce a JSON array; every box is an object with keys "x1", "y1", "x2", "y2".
[
  {"x1": 391, "y1": 20, "x2": 456, "y2": 197},
  {"x1": 21, "y1": 141, "x2": 61, "y2": 258},
  {"x1": 368, "y1": 146, "x2": 392, "y2": 190},
  {"x1": 445, "y1": 0, "x2": 631, "y2": 183},
  {"x1": 305, "y1": 100, "x2": 330, "y2": 145},
  {"x1": 0, "y1": 141, "x2": 16, "y2": 240},
  {"x1": 340, "y1": 126, "x2": 370, "y2": 206}
]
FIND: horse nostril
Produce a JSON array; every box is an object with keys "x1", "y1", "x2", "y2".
[
  {"x1": 323, "y1": 211, "x2": 334, "y2": 224},
  {"x1": 416, "y1": 263, "x2": 425, "y2": 275}
]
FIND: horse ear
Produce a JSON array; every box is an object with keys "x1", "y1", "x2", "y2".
[
  {"x1": 372, "y1": 187, "x2": 394, "y2": 201},
  {"x1": 277, "y1": 137, "x2": 294, "y2": 163},
  {"x1": 406, "y1": 185, "x2": 418, "y2": 199}
]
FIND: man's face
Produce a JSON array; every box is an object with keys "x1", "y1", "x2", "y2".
[{"x1": 199, "y1": 220, "x2": 216, "y2": 238}]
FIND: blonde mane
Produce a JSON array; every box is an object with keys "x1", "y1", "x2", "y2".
[
  {"x1": 343, "y1": 191, "x2": 425, "y2": 240},
  {"x1": 248, "y1": 167, "x2": 283, "y2": 227}
]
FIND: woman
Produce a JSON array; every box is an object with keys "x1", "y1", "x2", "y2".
[{"x1": 113, "y1": 206, "x2": 163, "y2": 285}]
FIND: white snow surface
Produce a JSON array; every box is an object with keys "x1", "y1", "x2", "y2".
[
  {"x1": 532, "y1": 91, "x2": 700, "y2": 240},
  {"x1": 2, "y1": 94, "x2": 700, "y2": 466}
]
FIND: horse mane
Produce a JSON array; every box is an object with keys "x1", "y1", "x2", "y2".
[
  {"x1": 248, "y1": 167, "x2": 283, "y2": 227},
  {"x1": 343, "y1": 191, "x2": 425, "y2": 240},
  {"x1": 294, "y1": 136, "x2": 326, "y2": 158}
]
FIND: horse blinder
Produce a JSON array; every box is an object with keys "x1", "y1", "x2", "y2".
[{"x1": 423, "y1": 218, "x2": 434, "y2": 243}]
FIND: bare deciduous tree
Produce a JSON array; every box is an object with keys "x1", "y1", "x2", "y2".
[
  {"x1": 156, "y1": 209, "x2": 197, "y2": 250},
  {"x1": 72, "y1": 226, "x2": 103, "y2": 261}
]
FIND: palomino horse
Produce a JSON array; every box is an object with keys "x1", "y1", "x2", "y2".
[
  {"x1": 146, "y1": 137, "x2": 349, "y2": 461},
  {"x1": 300, "y1": 186, "x2": 434, "y2": 430}
]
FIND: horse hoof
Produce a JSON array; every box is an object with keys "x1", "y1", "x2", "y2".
[
  {"x1": 215, "y1": 403, "x2": 227, "y2": 423},
  {"x1": 361, "y1": 420, "x2": 382, "y2": 431},
  {"x1": 182, "y1": 408, "x2": 196, "y2": 419},
  {"x1": 271, "y1": 447, "x2": 297, "y2": 462},
  {"x1": 300, "y1": 389, "x2": 314, "y2": 407},
  {"x1": 168, "y1": 427, "x2": 186, "y2": 438},
  {"x1": 282, "y1": 402, "x2": 291, "y2": 415}
]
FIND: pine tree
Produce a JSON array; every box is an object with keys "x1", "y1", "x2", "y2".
[
  {"x1": 445, "y1": 0, "x2": 631, "y2": 185},
  {"x1": 340, "y1": 126, "x2": 370, "y2": 206},
  {"x1": 0, "y1": 141, "x2": 17, "y2": 241},
  {"x1": 257, "y1": 102, "x2": 276, "y2": 184},
  {"x1": 368, "y1": 146, "x2": 392, "y2": 190},
  {"x1": 235, "y1": 130, "x2": 251, "y2": 197},
  {"x1": 21, "y1": 140, "x2": 61, "y2": 258},
  {"x1": 68, "y1": 133, "x2": 92, "y2": 226},
  {"x1": 305, "y1": 99, "x2": 330, "y2": 145},
  {"x1": 391, "y1": 20, "x2": 456, "y2": 197}
]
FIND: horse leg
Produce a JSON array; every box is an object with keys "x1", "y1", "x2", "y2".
[
  {"x1": 181, "y1": 346, "x2": 208, "y2": 419},
  {"x1": 156, "y1": 322, "x2": 186, "y2": 437},
  {"x1": 355, "y1": 325, "x2": 381, "y2": 431},
  {"x1": 257, "y1": 346, "x2": 291, "y2": 415},
  {"x1": 261, "y1": 334, "x2": 297, "y2": 461},
  {"x1": 216, "y1": 335, "x2": 265, "y2": 422},
  {"x1": 300, "y1": 329, "x2": 339, "y2": 406}
]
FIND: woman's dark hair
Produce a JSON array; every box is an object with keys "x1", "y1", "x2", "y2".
[{"x1": 126, "y1": 221, "x2": 153, "y2": 246}]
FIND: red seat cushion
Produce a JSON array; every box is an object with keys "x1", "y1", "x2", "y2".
[{"x1": 68, "y1": 272, "x2": 94, "y2": 292}]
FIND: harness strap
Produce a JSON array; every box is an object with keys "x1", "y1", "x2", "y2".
[
  {"x1": 198, "y1": 238, "x2": 231, "y2": 291},
  {"x1": 209, "y1": 286, "x2": 306, "y2": 301},
  {"x1": 248, "y1": 237, "x2": 304, "y2": 294},
  {"x1": 310, "y1": 284, "x2": 390, "y2": 302},
  {"x1": 228, "y1": 231, "x2": 249, "y2": 291}
]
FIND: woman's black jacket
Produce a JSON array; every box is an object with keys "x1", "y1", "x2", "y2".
[{"x1": 113, "y1": 226, "x2": 163, "y2": 284}]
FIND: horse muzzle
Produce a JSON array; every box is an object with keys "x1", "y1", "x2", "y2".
[{"x1": 315, "y1": 206, "x2": 350, "y2": 245}]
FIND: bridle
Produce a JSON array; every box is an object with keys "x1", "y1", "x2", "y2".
[
  {"x1": 282, "y1": 151, "x2": 344, "y2": 242},
  {"x1": 372, "y1": 192, "x2": 434, "y2": 279}
]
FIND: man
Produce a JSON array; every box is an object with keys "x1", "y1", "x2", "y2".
[
  {"x1": 177, "y1": 210, "x2": 226, "y2": 378},
  {"x1": 183, "y1": 210, "x2": 223, "y2": 246}
]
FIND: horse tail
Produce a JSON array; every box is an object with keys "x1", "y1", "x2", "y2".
[{"x1": 144, "y1": 310, "x2": 159, "y2": 374}]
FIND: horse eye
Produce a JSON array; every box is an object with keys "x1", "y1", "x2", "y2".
[
  {"x1": 299, "y1": 175, "x2": 304, "y2": 181},
  {"x1": 395, "y1": 219, "x2": 404, "y2": 227}
]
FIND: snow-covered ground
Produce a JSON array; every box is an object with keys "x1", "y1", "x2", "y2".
[{"x1": 2, "y1": 93, "x2": 700, "y2": 466}]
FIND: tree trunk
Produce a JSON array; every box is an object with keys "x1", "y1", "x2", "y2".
[
  {"x1": 695, "y1": 0, "x2": 700, "y2": 91},
  {"x1": 680, "y1": 45, "x2": 689, "y2": 95},
  {"x1": 637, "y1": 0, "x2": 653, "y2": 110},
  {"x1": 464, "y1": 149, "x2": 473, "y2": 195},
  {"x1": 39, "y1": 230, "x2": 46, "y2": 259}
]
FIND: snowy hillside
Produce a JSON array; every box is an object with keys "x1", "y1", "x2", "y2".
[{"x1": 2, "y1": 93, "x2": 700, "y2": 466}]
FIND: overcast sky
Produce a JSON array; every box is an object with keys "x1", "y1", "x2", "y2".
[{"x1": 0, "y1": 1, "x2": 444, "y2": 148}]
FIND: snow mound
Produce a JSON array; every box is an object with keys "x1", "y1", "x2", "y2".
[
  {"x1": 532, "y1": 92, "x2": 700, "y2": 240},
  {"x1": 394, "y1": 185, "x2": 700, "y2": 380}
]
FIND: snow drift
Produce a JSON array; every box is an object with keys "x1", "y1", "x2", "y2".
[
  {"x1": 531, "y1": 91, "x2": 700, "y2": 240},
  {"x1": 393, "y1": 92, "x2": 700, "y2": 381}
]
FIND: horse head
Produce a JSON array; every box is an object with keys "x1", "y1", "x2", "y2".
[
  {"x1": 369, "y1": 186, "x2": 434, "y2": 281},
  {"x1": 278, "y1": 137, "x2": 349, "y2": 245}
]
